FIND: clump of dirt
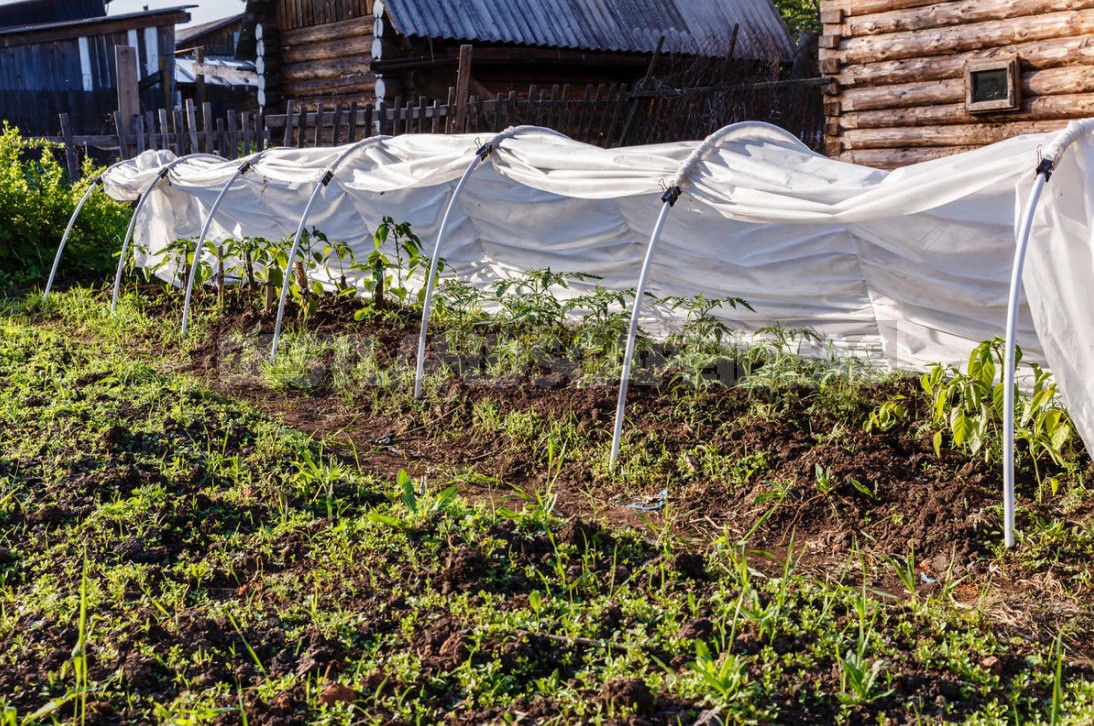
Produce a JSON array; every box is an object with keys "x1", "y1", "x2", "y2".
[{"x1": 599, "y1": 678, "x2": 655, "y2": 713}]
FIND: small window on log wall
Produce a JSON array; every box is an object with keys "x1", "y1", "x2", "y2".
[{"x1": 965, "y1": 57, "x2": 1020, "y2": 113}]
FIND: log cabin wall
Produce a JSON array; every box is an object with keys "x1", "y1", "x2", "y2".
[
  {"x1": 273, "y1": 0, "x2": 376, "y2": 107},
  {"x1": 818, "y1": 0, "x2": 1094, "y2": 169}
]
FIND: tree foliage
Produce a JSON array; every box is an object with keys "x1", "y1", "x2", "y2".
[
  {"x1": 773, "y1": 0, "x2": 821, "y2": 35},
  {"x1": 0, "y1": 123, "x2": 129, "y2": 289}
]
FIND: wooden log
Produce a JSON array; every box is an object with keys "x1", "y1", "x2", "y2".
[
  {"x1": 841, "y1": 64, "x2": 1094, "y2": 112},
  {"x1": 280, "y1": 15, "x2": 372, "y2": 47},
  {"x1": 281, "y1": 56, "x2": 372, "y2": 82},
  {"x1": 281, "y1": 32, "x2": 375, "y2": 64},
  {"x1": 836, "y1": 33, "x2": 1094, "y2": 89},
  {"x1": 843, "y1": 0, "x2": 1094, "y2": 37},
  {"x1": 842, "y1": 120, "x2": 1068, "y2": 150},
  {"x1": 847, "y1": 146, "x2": 983, "y2": 169},
  {"x1": 823, "y1": 0, "x2": 975, "y2": 19},
  {"x1": 835, "y1": 9, "x2": 1094, "y2": 65},
  {"x1": 841, "y1": 93, "x2": 1094, "y2": 130},
  {"x1": 279, "y1": 75, "x2": 376, "y2": 98}
]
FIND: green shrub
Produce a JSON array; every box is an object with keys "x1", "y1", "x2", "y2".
[{"x1": 0, "y1": 122, "x2": 130, "y2": 289}]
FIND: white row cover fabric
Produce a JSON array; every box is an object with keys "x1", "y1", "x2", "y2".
[{"x1": 100, "y1": 121, "x2": 1094, "y2": 451}]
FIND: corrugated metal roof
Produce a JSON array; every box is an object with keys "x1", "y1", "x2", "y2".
[
  {"x1": 0, "y1": 5, "x2": 192, "y2": 37},
  {"x1": 384, "y1": 0, "x2": 792, "y2": 61},
  {"x1": 177, "y1": 13, "x2": 242, "y2": 47},
  {"x1": 0, "y1": 0, "x2": 104, "y2": 29}
]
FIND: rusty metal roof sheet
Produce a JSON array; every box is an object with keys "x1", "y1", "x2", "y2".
[{"x1": 382, "y1": 0, "x2": 793, "y2": 61}]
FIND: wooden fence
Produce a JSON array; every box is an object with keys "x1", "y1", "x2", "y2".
[{"x1": 45, "y1": 78, "x2": 826, "y2": 180}]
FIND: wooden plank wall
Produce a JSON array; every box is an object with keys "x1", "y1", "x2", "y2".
[
  {"x1": 275, "y1": 0, "x2": 372, "y2": 31},
  {"x1": 0, "y1": 22, "x2": 176, "y2": 136},
  {"x1": 818, "y1": 0, "x2": 1094, "y2": 169}
]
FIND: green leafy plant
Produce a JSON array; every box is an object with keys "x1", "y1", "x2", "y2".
[
  {"x1": 864, "y1": 395, "x2": 906, "y2": 433},
  {"x1": 687, "y1": 641, "x2": 750, "y2": 708},
  {"x1": 0, "y1": 123, "x2": 129, "y2": 288},
  {"x1": 922, "y1": 338, "x2": 1073, "y2": 488},
  {"x1": 359, "y1": 216, "x2": 433, "y2": 307}
]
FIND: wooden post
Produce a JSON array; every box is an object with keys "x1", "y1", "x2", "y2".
[
  {"x1": 185, "y1": 100, "x2": 200, "y2": 154},
  {"x1": 347, "y1": 101, "x2": 358, "y2": 141},
  {"x1": 134, "y1": 115, "x2": 146, "y2": 154},
  {"x1": 241, "y1": 110, "x2": 252, "y2": 153},
  {"x1": 159, "y1": 56, "x2": 172, "y2": 116},
  {"x1": 115, "y1": 45, "x2": 140, "y2": 146},
  {"x1": 58, "y1": 113, "x2": 80, "y2": 181},
  {"x1": 283, "y1": 99, "x2": 296, "y2": 146},
  {"x1": 113, "y1": 111, "x2": 130, "y2": 160},
  {"x1": 452, "y1": 44, "x2": 473, "y2": 134},
  {"x1": 227, "y1": 109, "x2": 239, "y2": 157},
  {"x1": 144, "y1": 110, "x2": 155, "y2": 151},
  {"x1": 195, "y1": 47, "x2": 206, "y2": 111},
  {"x1": 444, "y1": 86, "x2": 455, "y2": 134},
  {"x1": 202, "y1": 102, "x2": 214, "y2": 153},
  {"x1": 619, "y1": 36, "x2": 664, "y2": 145},
  {"x1": 173, "y1": 107, "x2": 184, "y2": 155},
  {"x1": 158, "y1": 108, "x2": 170, "y2": 152},
  {"x1": 331, "y1": 103, "x2": 343, "y2": 145},
  {"x1": 313, "y1": 102, "x2": 324, "y2": 146}
]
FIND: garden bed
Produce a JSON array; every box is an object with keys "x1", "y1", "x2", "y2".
[{"x1": 0, "y1": 285, "x2": 1092, "y2": 724}]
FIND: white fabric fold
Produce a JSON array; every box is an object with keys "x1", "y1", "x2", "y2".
[{"x1": 99, "y1": 121, "x2": 1094, "y2": 450}]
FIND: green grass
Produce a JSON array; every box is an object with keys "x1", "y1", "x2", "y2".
[{"x1": 0, "y1": 286, "x2": 1090, "y2": 723}]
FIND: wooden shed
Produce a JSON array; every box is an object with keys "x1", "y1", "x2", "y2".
[
  {"x1": 818, "y1": 0, "x2": 1094, "y2": 169},
  {"x1": 0, "y1": 3, "x2": 189, "y2": 136},
  {"x1": 237, "y1": 0, "x2": 792, "y2": 110}
]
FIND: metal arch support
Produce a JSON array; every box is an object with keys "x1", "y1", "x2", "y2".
[
  {"x1": 110, "y1": 153, "x2": 226, "y2": 312},
  {"x1": 269, "y1": 136, "x2": 391, "y2": 363},
  {"x1": 44, "y1": 177, "x2": 101, "y2": 299},
  {"x1": 413, "y1": 150, "x2": 489, "y2": 399},
  {"x1": 609, "y1": 189, "x2": 679, "y2": 471},
  {"x1": 270, "y1": 173, "x2": 332, "y2": 363},
  {"x1": 180, "y1": 158, "x2": 258, "y2": 337},
  {"x1": 1001, "y1": 160, "x2": 1052, "y2": 549},
  {"x1": 606, "y1": 122, "x2": 741, "y2": 471},
  {"x1": 411, "y1": 126, "x2": 558, "y2": 398}
]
